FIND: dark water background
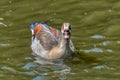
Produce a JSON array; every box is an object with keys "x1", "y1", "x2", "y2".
[{"x1": 0, "y1": 0, "x2": 120, "y2": 80}]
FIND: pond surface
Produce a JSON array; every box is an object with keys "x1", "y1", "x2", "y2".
[{"x1": 0, "y1": 0, "x2": 120, "y2": 80}]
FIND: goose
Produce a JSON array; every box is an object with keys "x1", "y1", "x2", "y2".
[{"x1": 29, "y1": 22, "x2": 76, "y2": 60}]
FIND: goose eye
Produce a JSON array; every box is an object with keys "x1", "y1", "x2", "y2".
[
  {"x1": 69, "y1": 27, "x2": 71, "y2": 30},
  {"x1": 69, "y1": 26, "x2": 71, "y2": 30}
]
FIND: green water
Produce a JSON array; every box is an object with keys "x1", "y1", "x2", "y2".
[{"x1": 0, "y1": 0, "x2": 120, "y2": 80}]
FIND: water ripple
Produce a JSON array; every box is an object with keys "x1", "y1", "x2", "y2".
[
  {"x1": 1, "y1": 66, "x2": 35, "y2": 76},
  {"x1": 84, "y1": 47, "x2": 103, "y2": 53},
  {"x1": 117, "y1": 41, "x2": 120, "y2": 44},
  {"x1": 22, "y1": 62, "x2": 39, "y2": 70},
  {"x1": 0, "y1": 43, "x2": 10, "y2": 47},
  {"x1": 101, "y1": 41, "x2": 110, "y2": 46},
  {"x1": 0, "y1": 22, "x2": 7, "y2": 27},
  {"x1": 84, "y1": 48, "x2": 113, "y2": 53},
  {"x1": 93, "y1": 65, "x2": 106, "y2": 69},
  {"x1": 91, "y1": 35, "x2": 105, "y2": 39},
  {"x1": 32, "y1": 76, "x2": 47, "y2": 80}
]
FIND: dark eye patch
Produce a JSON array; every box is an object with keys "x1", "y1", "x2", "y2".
[
  {"x1": 63, "y1": 31, "x2": 71, "y2": 35},
  {"x1": 64, "y1": 30, "x2": 69, "y2": 32},
  {"x1": 69, "y1": 26, "x2": 71, "y2": 30}
]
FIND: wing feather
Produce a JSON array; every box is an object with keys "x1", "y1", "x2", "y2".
[{"x1": 36, "y1": 29, "x2": 58, "y2": 51}]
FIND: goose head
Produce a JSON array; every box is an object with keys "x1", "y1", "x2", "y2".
[{"x1": 61, "y1": 23, "x2": 71, "y2": 40}]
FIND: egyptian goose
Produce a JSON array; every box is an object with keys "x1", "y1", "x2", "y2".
[{"x1": 30, "y1": 22, "x2": 76, "y2": 60}]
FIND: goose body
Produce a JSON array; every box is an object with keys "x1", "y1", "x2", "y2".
[{"x1": 30, "y1": 22, "x2": 76, "y2": 60}]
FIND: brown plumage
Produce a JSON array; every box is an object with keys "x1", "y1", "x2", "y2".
[{"x1": 30, "y1": 22, "x2": 76, "y2": 60}]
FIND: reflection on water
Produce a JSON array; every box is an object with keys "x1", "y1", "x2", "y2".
[
  {"x1": 22, "y1": 61, "x2": 71, "y2": 80},
  {"x1": 0, "y1": 0, "x2": 120, "y2": 80}
]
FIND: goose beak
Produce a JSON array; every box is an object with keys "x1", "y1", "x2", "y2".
[{"x1": 64, "y1": 30, "x2": 70, "y2": 40}]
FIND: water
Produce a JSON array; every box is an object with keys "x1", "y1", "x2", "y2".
[{"x1": 0, "y1": 0, "x2": 120, "y2": 80}]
